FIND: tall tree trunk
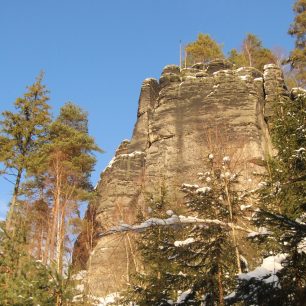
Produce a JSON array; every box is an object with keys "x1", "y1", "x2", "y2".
[
  {"x1": 217, "y1": 262, "x2": 224, "y2": 306},
  {"x1": 48, "y1": 188, "x2": 60, "y2": 263},
  {"x1": 244, "y1": 43, "x2": 252, "y2": 67},
  {"x1": 38, "y1": 225, "x2": 43, "y2": 260},
  {"x1": 6, "y1": 168, "x2": 23, "y2": 230},
  {"x1": 56, "y1": 293, "x2": 62, "y2": 306},
  {"x1": 57, "y1": 200, "x2": 67, "y2": 275},
  {"x1": 224, "y1": 181, "x2": 242, "y2": 274},
  {"x1": 45, "y1": 154, "x2": 62, "y2": 264}
]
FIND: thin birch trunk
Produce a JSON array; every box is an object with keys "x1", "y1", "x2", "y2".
[
  {"x1": 6, "y1": 168, "x2": 23, "y2": 230},
  {"x1": 244, "y1": 43, "x2": 252, "y2": 67},
  {"x1": 224, "y1": 181, "x2": 242, "y2": 274}
]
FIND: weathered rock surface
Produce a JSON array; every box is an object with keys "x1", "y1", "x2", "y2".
[{"x1": 73, "y1": 61, "x2": 288, "y2": 295}]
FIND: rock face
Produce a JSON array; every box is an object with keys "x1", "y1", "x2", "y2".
[{"x1": 73, "y1": 60, "x2": 288, "y2": 295}]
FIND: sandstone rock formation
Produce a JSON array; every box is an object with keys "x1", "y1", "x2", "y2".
[{"x1": 73, "y1": 60, "x2": 288, "y2": 296}]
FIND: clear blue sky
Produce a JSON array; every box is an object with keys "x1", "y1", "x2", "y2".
[{"x1": 0, "y1": 0, "x2": 295, "y2": 219}]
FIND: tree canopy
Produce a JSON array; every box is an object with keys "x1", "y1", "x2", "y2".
[
  {"x1": 288, "y1": 0, "x2": 306, "y2": 87},
  {"x1": 184, "y1": 33, "x2": 224, "y2": 66}
]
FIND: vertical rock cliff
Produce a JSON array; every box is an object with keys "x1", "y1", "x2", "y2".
[{"x1": 73, "y1": 60, "x2": 288, "y2": 296}]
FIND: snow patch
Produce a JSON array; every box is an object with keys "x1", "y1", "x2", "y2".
[
  {"x1": 182, "y1": 183, "x2": 199, "y2": 189},
  {"x1": 258, "y1": 181, "x2": 267, "y2": 189},
  {"x1": 223, "y1": 156, "x2": 230, "y2": 163},
  {"x1": 166, "y1": 210, "x2": 174, "y2": 216},
  {"x1": 119, "y1": 151, "x2": 144, "y2": 158},
  {"x1": 196, "y1": 186, "x2": 211, "y2": 194},
  {"x1": 103, "y1": 156, "x2": 116, "y2": 172},
  {"x1": 240, "y1": 255, "x2": 249, "y2": 272},
  {"x1": 264, "y1": 64, "x2": 278, "y2": 69},
  {"x1": 96, "y1": 293, "x2": 120, "y2": 306},
  {"x1": 239, "y1": 75, "x2": 249, "y2": 81},
  {"x1": 177, "y1": 289, "x2": 192, "y2": 304},
  {"x1": 240, "y1": 204, "x2": 252, "y2": 211},
  {"x1": 104, "y1": 151, "x2": 145, "y2": 171},
  {"x1": 297, "y1": 237, "x2": 306, "y2": 254},
  {"x1": 72, "y1": 270, "x2": 87, "y2": 281},
  {"x1": 174, "y1": 237, "x2": 195, "y2": 247},
  {"x1": 247, "y1": 227, "x2": 271, "y2": 238},
  {"x1": 238, "y1": 253, "x2": 288, "y2": 284}
]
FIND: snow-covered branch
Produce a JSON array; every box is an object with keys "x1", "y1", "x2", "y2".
[
  {"x1": 258, "y1": 209, "x2": 306, "y2": 233},
  {"x1": 99, "y1": 215, "x2": 254, "y2": 237}
]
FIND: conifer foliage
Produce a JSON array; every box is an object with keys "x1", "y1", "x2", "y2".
[
  {"x1": 0, "y1": 77, "x2": 101, "y2": 305},
  {"x1": 257, "y1": 91, "x2": 306, "y2": 304},
  {"x1": 123, "y1": 155, "x2": 251, "y2": 305},
  {"x1": 0, "y1": 220, "x2": 57, "y2": 305},
  {"x1": 227, "y1": 90, "x2": 306, "y2": 305},
  {"x1": 0, "y1": 73, "x2": 51, "y2": 228},
  {"x1": 184, "y1": 33, "x2": 224, "y2": 66},
  {"x1": 288, "y1": 0, "x2": 306, "y2": 87},
  {"x1": 228, "y1": 33, "x2": 276, "y2": 71},
  {"x1": 122, "y1": 189, "x2": 180, "y2": 305}
]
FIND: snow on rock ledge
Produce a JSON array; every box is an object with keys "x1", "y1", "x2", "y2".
[{"x1": 103, "y1": 150, "x2": 145, "y2": 172}]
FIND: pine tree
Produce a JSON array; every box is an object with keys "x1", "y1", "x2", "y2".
[
  {"x1": 227, "y1": 90, "x2": 306, "y2": 305},
  {"x1": 266, "y1": 93, "x2": 306, "y2": 218},
  {"x1": 15, "y1": 102, "x2": 102, "y2": 305},
  {"x1": 184, "y1": 33, "x2": 224, "y2": 66},
  {"x1": 0, "y1": 79, "x2": 100, "y2": 305},
  {"x1": 228, "y1": 49, "x2": 248, "y2": 68},
  {"x1": 242, "y1": 34, "x2": 276, "y2": 70},
  {"x1": 23, "y1": 178, "x2": 51, "y2": 261},
  {"x1": 26, "y1": 103, "x2": 102, "y2": 304},
  {"x1": 288, "y1": 0, "x2": 306, "y2": 87},
  {"x1": 123, "y1": 155, "x2": 251, "y2": 305},
  {"x1": 228, "y1": 34, "x2": 276, "y2": 71},
  {"x1": 258, "y1": 91, "x2": 306, "y2": 304},
  {"x1": 0, "y1": 219, "x2": 57, "y2": 305},
  {"x1": 0, "y1": 74, "x2": 51, "y2": 229},
  {"x1": 123, "y1": 188, "x2": 181, "y2": 305},
  {"x1": 169, "y1": 155, "x2": 247, "y2": 305}
]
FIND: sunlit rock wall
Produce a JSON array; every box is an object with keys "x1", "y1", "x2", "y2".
[{"x1": 73, "y1": 60, "x2": 288, "y2": 296}]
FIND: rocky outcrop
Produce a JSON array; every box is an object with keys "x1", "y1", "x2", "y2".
[{"x1": 73, "y1": 61, "x2": 288, "y2": 296}]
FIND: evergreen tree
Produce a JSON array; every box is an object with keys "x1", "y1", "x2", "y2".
[
  {"x1": 265, "y1": 93, "x2": 306, "y2": 218},
  {"x1": 184, "y1": 33, "x2": 224, "y2": 66},
  {"x1": 0, "y1": 79, "x2": 101, "y2": 305},
  {"x1": 0, "y1": 220, "x2": 56, "y2": 305},
  {"x1": 242, "y1": 34, "x2": 276, "y2": 70},
  {"x1": 12, "y1": 102, "x2": 102, "y2": 305},
  {"x1": 27, "y1": 102, "x2": 102, "y2": 299},
  {"x1": 288, "y1": 0, "x2": 306, "y2": 87},
  {"x1": 0, "y1": 74, "x2": 51, "y2": 228},
  {"x1": 123, "y1": 189, "x2": 181, "y2": 305},
  {"x1": 227, "y1": 90, "x2": 306, "y2": 305},
  {"x1": 228, "y1": 34, "x2": 276, "y2": 70},
  {"x1": 258, "y1": 91, "x2": 306, "y2": 304},
  {"x1": 227, "y1": 49, "x2": 247, "y2": 67},
  {"x1": 124, "y1": 155, "x2": 251, "y2": 305},
  {"x1": 20, "y1": 177, "x2": 51, "y2": 261},
  {"x1": 168, "y1": 155, "x2": 247, "y2": 305}
]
